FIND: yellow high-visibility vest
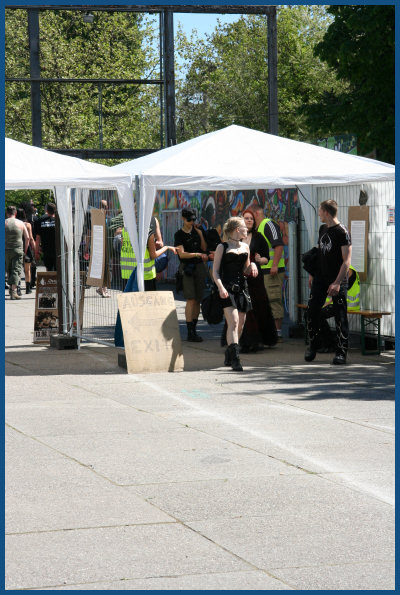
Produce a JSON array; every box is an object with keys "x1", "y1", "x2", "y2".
[
  {"x1": 347, "y1": 266, "x2": 361, "y2": 311},
  {"x1": 324, "y1": 266, "x2": 360, "y2": 311},
  {"x1": 257, "y1": 218, "x2": 285, "y2": 271},
  {"x1": 120, "y1": 228, "x2": 155, "y2": 281}
]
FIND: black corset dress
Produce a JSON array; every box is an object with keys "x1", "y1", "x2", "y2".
[{"x1": 220, "y1": 251, "x2": 252, "y2": 313}]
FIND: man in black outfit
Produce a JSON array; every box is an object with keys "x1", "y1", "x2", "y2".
[
  {"x1": 305, "y1": 199, "x2": 352, "y2": 365},
  {"x1": 34, "y1": 202, "x2": 57, "y2": 271},
  {"x1": 174, "y1": 208, "x2": 208, "y2": 342}
]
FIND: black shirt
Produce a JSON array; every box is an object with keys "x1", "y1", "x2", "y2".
[
  {"x1": 249, "y1": 231, "x2": 270, "y2": 270},
  {"x1": 174, "y1": 227, "x2": 203, "y2": 264},
  {"x1": 318, "y1": 223, "x2": 351, "y2": 283},
  {"x1": 33, "y1": 214, "x2": 56, "y2": 256},
  {"x1": 204, "y1": 228, "x2": 221, "y2": 253}
]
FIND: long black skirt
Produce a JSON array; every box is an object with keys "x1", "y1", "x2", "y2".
[{"x1": 240, "y1": 273, "x2": 277, "y2": 350}]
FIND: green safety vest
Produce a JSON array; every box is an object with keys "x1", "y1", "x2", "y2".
[
  {"x1": 120, "y1": 228, "x2": 155, "y2": 281},
  {"x1": 257, "y1": 218, "x2": 285, "y2": 271},
  {"x1": 347, "y1": 266, "x2": 361, "y2": 311},
  {"x1": 324, "y1": 266, "x2": 360, "y2": 311}
]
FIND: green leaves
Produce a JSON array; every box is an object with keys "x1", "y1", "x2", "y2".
[
  {"x1": 5, "y1": 9, "x2": 161, "y2": 152},
  {"x1": 175, "y1": 8, "x2": 342, "y2": 143},
  {"x1": 308, "y1": 5, "x2": 394, "y2": 163}
]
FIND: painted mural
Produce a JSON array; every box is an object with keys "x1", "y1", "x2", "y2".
[
  {"x1": 154, "y1": 187, "x2": 298, "y2": 241},
  {"x1": 153, "y1": 188, "x2": 299, "y2": 291}
]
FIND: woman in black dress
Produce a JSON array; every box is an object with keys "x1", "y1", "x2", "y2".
[
  {"x1": 240, "y1": 209, "x2": 277, "y2": 351},
  {"x1": 213, "y1": 217, "x2": 258, "y2": 371}
]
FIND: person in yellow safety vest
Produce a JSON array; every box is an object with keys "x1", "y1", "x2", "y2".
[
  {"x1": 316, "y1": 266, "x2": 360, "y2": 352},
  {"x1": 120, "y1": 225, "x2": 176, "y2": 291},
  {"x1": 248, "y1": 205, "x2": 286, "y2": 340}
]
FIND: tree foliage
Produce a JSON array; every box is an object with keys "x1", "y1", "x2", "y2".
[
  {"x1": 175, "y1": 6, "x2": 345, "y2": 143},
  {"x1": 5, "y1": 9, "x2": 161, "y2": 151},
  {"x1": 305, "y1": 5, "x2": 395, "y2": 163}
]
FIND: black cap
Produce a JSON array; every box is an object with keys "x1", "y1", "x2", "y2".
[{"x1": 182, "y1": 208, "x2": 196, "y2": 221}]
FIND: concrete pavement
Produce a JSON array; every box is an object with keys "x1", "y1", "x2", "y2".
[{"x1": 5, "y1": 286, "x2": 395, "y2": 590}]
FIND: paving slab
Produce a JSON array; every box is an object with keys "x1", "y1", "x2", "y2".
[
  {"x1": 187, "y1": 506, "x2": 394, "y2": 570},
  {"x1": 39, "y1": 570, "x2": 292, "y2": 590},
  {"x1": 5, "y1": 287, "x2": 395, "y2": 590},
  {"x1": 6, "y1": 397, "x2": 181, "y2": 437},
  {"x1": 132, "y1": 473, "x2": 394, "y2": 525},
  {"x1": 5, "y1": 523, "x2": 251, "y2": 590},
  {"x1": 39, "y1": 425, "x2": 298, "y2": 486},
  {"x1": 271, "y1": 561, "x2": 395, "y2": 590}
]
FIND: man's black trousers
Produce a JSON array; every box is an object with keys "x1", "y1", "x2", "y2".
[{"x1": 306, "y1": 277, "x2": 349, "y2": 357}]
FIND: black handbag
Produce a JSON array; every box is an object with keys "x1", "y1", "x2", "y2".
[
  {"x1": 302, "y1": 246, "x2": 320, "y2": 276},
  {"x1": 201, "y1": 285, "x2": 224, "y2": 325},
  {"x1": 175, "y1": 269, "x2": 183, "y2": 292}
]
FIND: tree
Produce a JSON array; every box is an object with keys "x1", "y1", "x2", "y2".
[
  {"x1": 5, "y1": 9, "x2": 161, "y2": 151},
  {"x1": 5, "y1": 8, "x2": 161, "y2": 211},
  {"x1": 175, "y1": 6, "x2": 344, "y2": 143},
  {"x1": 305, "y1": 5, "x2": 395, "y2": 163}
]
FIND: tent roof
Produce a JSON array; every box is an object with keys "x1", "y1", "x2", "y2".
[
  {"x1": 5, "y1": 137, "x2": 132, "y2": 190},
  {"x1": 113, "y1": 125, "x2": 395, "y2": 189}
]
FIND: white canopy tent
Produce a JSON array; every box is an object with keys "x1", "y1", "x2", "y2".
[
  {"x1": 114, "y1": 125, "x2": 395, "y2": 277},
  {"x1": 5, "y1": 137, "x2": 136, "y2": 329}
]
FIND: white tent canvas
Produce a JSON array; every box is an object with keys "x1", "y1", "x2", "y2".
[
  {"x1": 113, "y1": 124, "x2": 395, "y2": 266},
  {"x1": 5, "y1": 137, "x2": 138, "y2": 319}
]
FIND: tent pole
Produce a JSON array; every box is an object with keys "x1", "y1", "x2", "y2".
[{"x1": 59, "y1": 224, "x2": 67, "y2": 334}]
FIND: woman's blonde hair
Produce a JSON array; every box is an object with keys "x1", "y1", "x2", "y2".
[{"x1": 222, "y1": 216, "x2": 245, "y2": 242}]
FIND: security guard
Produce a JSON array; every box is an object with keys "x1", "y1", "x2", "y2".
[
  {"x1": 120, "y1": 227, "x2": 156, "y2": 291},
  {"x1": 121, "y1": 226, "x2": 176, "y2": 291},
  {"x1": 250, "y1": 205, "x2": 286, "y2": 339}
]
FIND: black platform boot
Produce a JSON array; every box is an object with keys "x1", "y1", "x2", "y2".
[
  {"x1": 186, "y1": 321, "x2": 202, "y2": 342},
  {"x1": 192, "y1": 319, "x2": 203, "y2": 342},
  {"x1": 25, "y1": 282, "x2": 32, "y2": 294},
  {"x1": 228, "y1": 343, "x2": 243, "y2": 371}
]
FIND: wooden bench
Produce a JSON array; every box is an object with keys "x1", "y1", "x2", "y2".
[{"x1": 297, "y1": 304, "x2": 391, "y2": 356}]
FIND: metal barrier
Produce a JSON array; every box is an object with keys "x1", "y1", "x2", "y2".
[{"x1": 71, "y1": 189, "x2": 125, "y2": 345}]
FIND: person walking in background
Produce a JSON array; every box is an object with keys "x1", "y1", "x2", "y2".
[
  {"x1": 16, "y1": 208, "x2": 36, "y2": 294},
  {"x1": 249, "y1": 205, "x2": 286, "y2": 340},
  {"x1": 34, "y1": 202, "x2": 57, "y2": 271},
  {"x1": 96, "y1": 199, "x2": 111, "y2": 297},
  {"x1": 5, "y1": 206, "x2": 29, "y2": 300},
  {"x1": 174, "y1": 208, "x2": 208, "y2": 342},
  {"x1": 19, "y1": 200, "x2": 38, "y2": 289},
  {"x1": 305, "y1": 199, "x2": 352, "y2": 365},
  {"x1": 239, "y1": 209, "x2": 277, "y2": 351},
  {"x1": 212, "y1": 216, "x2": 258, "y2": 371}
]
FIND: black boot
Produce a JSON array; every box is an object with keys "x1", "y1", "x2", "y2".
[
  {"x1": 228, "y1": 343, "x2": 243, "y2": 371},
  {"x1": 224, "y1": 347, "x2": 231, "y2": 366},
  {"x1": 192, "y1": 319, "x2": 203, "y2": 342},
  {"x1": 186, "y1": 321, "x2": 202, "y2": 342},
  {"x1": 25, "y1": 282, "x2": 32, "y2": 294}
]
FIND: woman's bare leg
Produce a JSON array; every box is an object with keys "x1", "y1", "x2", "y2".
[{"x1": 224, "y1": 306, "x2": 239, "y2": 344}]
